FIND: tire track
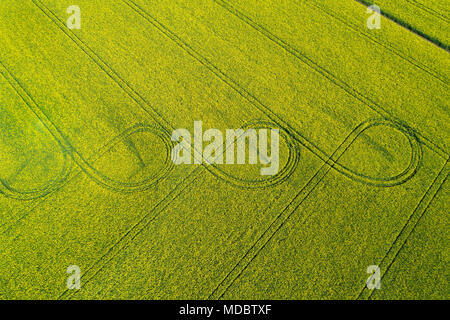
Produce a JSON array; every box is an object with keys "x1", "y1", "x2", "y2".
[
  {"x1": 0, "y1": 60, "x2": 74, "y2": 200},
  {"x1": 29, "y1": 0, "x2": 417, "y2": 188},
  {"x1": 0, "y1": 56, "x2": 175, "y2": 194},
  {"x1": 57, "y1": 118, "x2": 300, "y2": 299},
  {"x1": 404, "y1": 0, "x2": 449, "y2": 24},
  {"x1": 1, "y1": 6, "x2": 304, "y2": 298},
  {"x1": 31, "y1": 0, "x2": 429, "y2": 186},
  {"x1": 0, "y1": 60, "x2": 177, "y2": 233},
  {"x1": 21, "y1": 0, "x2": 433, "y2": 299},
  {"x1": 212, "y1": 0, "x2": 449, "y2": 159},
  {"x1": 58, "y1": 166, "x2": 201, "y2": 300},
  {"x1": 30, "y1": 0, "x2": 295, "y2": 190},
  {"x1": 30, "y1": 0, "x2": 174, "y2": 133},
  {"x1": 0, "y1": 51, "x2": 211, "y2": 301},
  {"x1": 121, "y1": 0, "x2": 425, "y2": 186},
  {"x1": 354, "y1": 0, "x2": 449, "y2": 51},
  {"x1": 3, "y1": 2, "x2": 302, "y2": 301},
  {"x1": 306, "y1": 0, "x2": 448, "y2": 85},
  {"x1": 356, "y1": 157, "x2": 449, "y2": 300},
  {"x1": 208, "y1": 117, "x2": 399, "y2": 299}
]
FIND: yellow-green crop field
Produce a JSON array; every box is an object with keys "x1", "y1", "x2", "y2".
[{"x1": 0, "y1": 0, "x2": 448, "y2": 299}]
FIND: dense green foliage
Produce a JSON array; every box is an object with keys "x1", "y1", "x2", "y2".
[{"x1": 0, "y1": 0, "x2": 448, "y2": 299}]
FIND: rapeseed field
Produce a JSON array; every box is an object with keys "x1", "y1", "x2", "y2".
[{"x1": 0, "y1": 0, "x2": 448, "y2": 300}]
